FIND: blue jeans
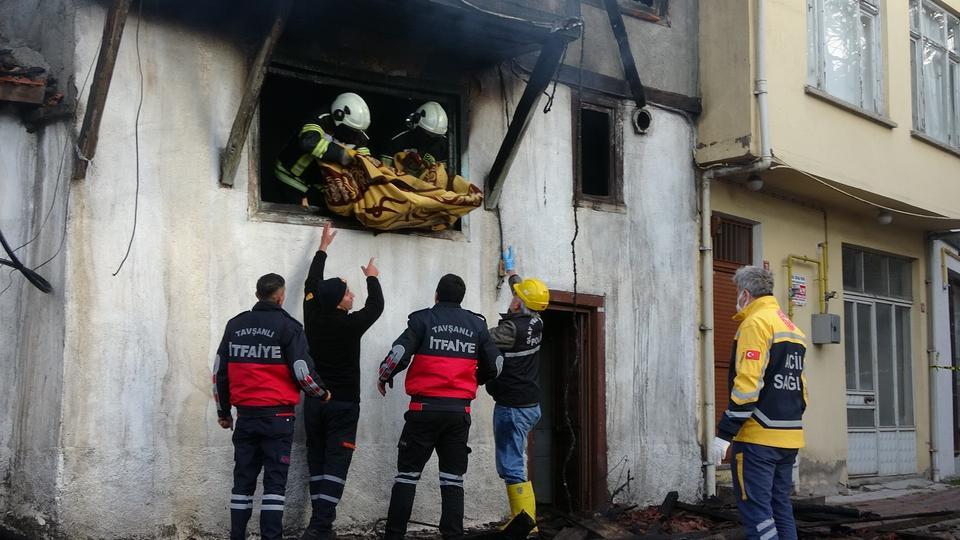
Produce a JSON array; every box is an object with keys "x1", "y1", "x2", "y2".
[
  {"x1": 730, "y1": 441, "x2": 799, "y2": 540},
  {"x1": 493, "y1": 404, "x2": 541, "y2": 485}
]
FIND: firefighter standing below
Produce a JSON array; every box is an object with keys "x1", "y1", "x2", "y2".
[
  {"x1": 485, "y1": 247, "x2": 549, "y2": 530},
  {"x1": 301, "y1": 222, "x2": 384, "y2": 540},
  {"x1": 213, "y1": 273, "x2": 330, "y2": 540},
  {"x1": 377, "y1": 274, "x2": 504, "y2": 540},
  {"x1": 274, "y1": 92, "x2": 372, "y2": 207},
  {"x1": 711, "y1": 266, "x2": 808, "y2": 540}
]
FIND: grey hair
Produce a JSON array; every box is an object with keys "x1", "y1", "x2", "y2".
[
  {"x1": 732, "y1": 265, "x2": 774, "y2": 296},
  {"x1": 516, "y1": 302, "x2": 534, "y2": 316}
]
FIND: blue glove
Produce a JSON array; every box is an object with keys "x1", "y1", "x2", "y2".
[{"x1": 502, "y1": 246, "x2": 516, "y2": 273}]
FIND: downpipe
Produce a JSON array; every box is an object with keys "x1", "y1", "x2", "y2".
[{"x1": 700, "y1": 0, "x2": 772, "y2": 498}]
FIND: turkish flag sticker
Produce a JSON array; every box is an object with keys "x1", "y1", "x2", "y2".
[{"x1": 744, "y1": 350, "x2": 761, "y2": 360}]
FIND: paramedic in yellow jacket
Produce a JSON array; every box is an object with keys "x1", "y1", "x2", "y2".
[{"x1": 712, "y1": 266, "x2": 808, "y2": 540}]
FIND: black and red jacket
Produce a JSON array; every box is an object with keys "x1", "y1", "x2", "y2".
[
  {"x1": 213, "y1": 301, "x2": 327, "y2": 417},
  {"x1": 378, "y1": 302, "x2": 502, "y2": 412}
]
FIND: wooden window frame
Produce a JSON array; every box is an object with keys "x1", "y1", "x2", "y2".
[
  {"x1": 572, "y1": 91, "x2": 625, "y2": 210},
  {"x1": 246, "y1": 57, "x2": 470, "y2": 240}
]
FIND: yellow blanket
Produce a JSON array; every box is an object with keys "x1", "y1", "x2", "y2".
[{"x1": 319, "y1": 152, "x2": 483, "y2": 231}]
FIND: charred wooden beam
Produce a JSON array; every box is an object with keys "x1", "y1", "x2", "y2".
[
  {"x1": 601, "y1": 0, "x2": 646, "y2": 109},
  {"x1": 72, "y1": 0, "x2": 132, "y2": 181},
  {"x1": 485, "y1": 33, "x2": 571, "y2": 209},
  {"x1": 218, "y1": 0, "x2": 293, "y2": 187}
]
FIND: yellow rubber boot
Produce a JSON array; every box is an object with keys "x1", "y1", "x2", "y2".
[{"x1": 506, "y1": 481, "x2": 538, "y2": 534}]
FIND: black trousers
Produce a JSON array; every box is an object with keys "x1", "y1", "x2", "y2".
[
  {"x1": 384, "y1": 411, "x2": 471, "y2": 540},
  {"x1": 304, "y1": 399, "x2": 360, "y2": 532},
  {"x1": 231, "y1": 415, "x2": 295, "y2": 540}
]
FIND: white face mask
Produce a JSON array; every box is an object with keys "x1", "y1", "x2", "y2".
[{"x1": 736, "y1": 290, "x2": 748, "y2": 312}]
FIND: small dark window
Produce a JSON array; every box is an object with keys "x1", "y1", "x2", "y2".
[
  {"x1": 580, "y1": 109, "x2": 611, "y2": 197},
  {"x1": 619, "y1": 0, "x2": 668, "y2": 21},
  {"x1": 574, "y1": 95, "x2": 623, "y2": 206}
]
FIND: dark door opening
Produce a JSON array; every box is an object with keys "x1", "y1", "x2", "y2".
[{"x1": 528, "y1": 292, "x2": 606, "y2": 512}]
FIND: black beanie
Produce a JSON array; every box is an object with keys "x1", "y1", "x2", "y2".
[
  {"x1": 319, "y1": 278, "x2": 347, "y2": 310},
  {"x1": 436, "y1": 273, "x2": 466, "y2": 304}
]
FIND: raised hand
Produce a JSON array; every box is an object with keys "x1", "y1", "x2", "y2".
[
  {"x1": 362, "y1": 257, "x2": 379, "y2": 278},
  {"x1": 320, "y1": 221, "x2": 337, "y2": 252},
  {"x1": 502, "y1": 246, "x2": 516, "y2": 274}
]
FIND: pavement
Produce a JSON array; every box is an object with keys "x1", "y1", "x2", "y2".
[{"x1": 822, "y1": 477, "x2": 960, "y2": 538}]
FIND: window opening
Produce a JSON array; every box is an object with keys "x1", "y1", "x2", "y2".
[
  {"x1": 574, "y1": 95, "x2": 623, "y2": 206},
  {"x1": 807, "y1": 0, "x2": 884, "y2": 113},
  {"x1": 909, "y1": 0, "x2": 960, "y2": 150},
  {"x1": 256, "y1": 66, "x2": 477, "y2": 233}
]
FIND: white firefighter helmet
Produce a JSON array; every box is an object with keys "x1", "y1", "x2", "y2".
[
  {"x1": 412, "y1": 101, "x2": 448, "y2": 136},
  {"x1": 331, "y1": 92, "x2": 371, "y2": 132}
]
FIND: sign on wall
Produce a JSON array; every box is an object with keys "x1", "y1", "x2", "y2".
[{"x1": 791, "y1": 273, "x2": 807, "y2": 307}]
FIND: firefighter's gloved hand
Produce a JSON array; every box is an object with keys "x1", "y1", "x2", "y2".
[
  {"x1": 320, "y1": 142, "x2": 355, "y2": 166},
  {"x1": 305, "y1": 185, "x2": 324, "y2": 207},
  {"x1": 502, "y1": 246, "x2": 516, "y2": 273},
  {"x1": 711, "y1": 437, "x2": 731, "y2": 465}
]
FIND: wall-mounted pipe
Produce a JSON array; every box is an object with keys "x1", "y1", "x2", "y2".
[{"x1": 699, "y1": 0, "x2": 771, "y2": 498}]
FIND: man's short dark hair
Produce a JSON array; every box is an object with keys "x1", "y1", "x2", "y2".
[
  {"x1": 436, "y1": 273, "x2": 466, "y2": 304},
  {"x1": 256, "y1": 273, "x2": 285, "y2": 300}
]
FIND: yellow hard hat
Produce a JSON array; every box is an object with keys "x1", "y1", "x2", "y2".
[{"x1": 513, "y1": 278, "x2": 550, "y2": 311}]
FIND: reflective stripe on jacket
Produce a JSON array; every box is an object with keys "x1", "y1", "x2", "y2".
[
  {"x1": 378, "y1": 303, "x2": 503, "y2": 406},
  {"x1": 213, "y1": 301, "x2": 326, "y2": 416},
  {"x1": 718, "y1": 296, "x2": 808, "y2": 449}
]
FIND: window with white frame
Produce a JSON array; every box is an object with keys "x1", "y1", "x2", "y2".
[
  {"x1": 909, "y1": 0, "x2": 960, "y2": 150},
  {"x1": 807, "y1": 0, "x2": 884, "y2": 113}
]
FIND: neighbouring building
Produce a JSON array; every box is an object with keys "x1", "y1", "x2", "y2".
[
  {"x1": 0, "y1": 1, "x2": 705, "y2": 537},
  {"x1": 699, "y1": 0, "x2": 960, "y2": 496}
]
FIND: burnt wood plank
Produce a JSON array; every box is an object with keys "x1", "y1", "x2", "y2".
[
  {"x1": 218, "y1": 0, "x2": 293, "y2": 187},
  {"x1": 73, "y1": 0, "x2": 132, "y2": 181}
]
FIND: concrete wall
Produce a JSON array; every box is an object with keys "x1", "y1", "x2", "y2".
[
  {"x1": 713, "y1": 179, "x2": 932, "y2": 495},
  {"x1": 1, "y1": 1, "x2": 703, "y2": 537},
  {"x1": 698, "y1": 0, "x2": 960, "y2": 218},
  {"x1": 0, "y1": 0, "x2": 75, "y2": 533}
]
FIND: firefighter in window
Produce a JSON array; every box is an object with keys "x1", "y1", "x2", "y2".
[
  {"x1": 275, "y1": 95, "x2": 482, "y2": 232},
  {"x1": 380, "y1": 101, "x2": 449, "y2": 176},
  {"x1": 274, "y1": 92, "x2": 372, "y2": 208}
]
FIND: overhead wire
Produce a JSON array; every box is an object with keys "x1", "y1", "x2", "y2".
[
  {"x1": 112, "y1": 0, "x2": 144, "y2": 276},
  {"x1": 457, "y1": 0, "x2": 561, "y2": 29},
  {"x1": 770, "y1": 158, "x2": 958, "y2": 220}
]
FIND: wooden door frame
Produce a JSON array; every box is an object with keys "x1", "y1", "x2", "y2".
[{"x1": 546, "y1": 290, "x2": 607, "y2": 510}]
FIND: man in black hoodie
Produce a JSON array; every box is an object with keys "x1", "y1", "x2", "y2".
[{"x1": 301, "y1": 222, "x2": 384, "y2": 540}]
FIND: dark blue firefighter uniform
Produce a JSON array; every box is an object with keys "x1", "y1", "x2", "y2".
[{"x1": 214, "y1": 301, "x2": 328, "y2": 540}]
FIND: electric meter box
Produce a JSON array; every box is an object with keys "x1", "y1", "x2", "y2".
[{"x1": 811, "y1": 313, "x2": 840, "y2": 344}]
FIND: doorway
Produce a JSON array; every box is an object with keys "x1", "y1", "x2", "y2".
[
  {"x1": 711, "y1": 215, "x2": 755, "y2": 427},
  {"x1": 528, "y1": 291, "x2": 606, "y2": 512}
]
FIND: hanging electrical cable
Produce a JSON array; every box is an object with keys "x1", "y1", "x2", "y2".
[
  {"x1": 0, "y1": 228, "x2": 52, "y2": 294},
  {"x1": 560, "y1": 19, "x2": 586, "y2": 512},
  {"x1": 0, "y1": 28, "x2": 105, "y2": 298},
  {"x1": 112, "y1": 0, "x2": 144, "y2": 276}
]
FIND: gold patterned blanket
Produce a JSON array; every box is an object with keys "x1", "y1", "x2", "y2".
[{"x1": 319, "y1": 152, "x2": 483, "y2": 231}]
